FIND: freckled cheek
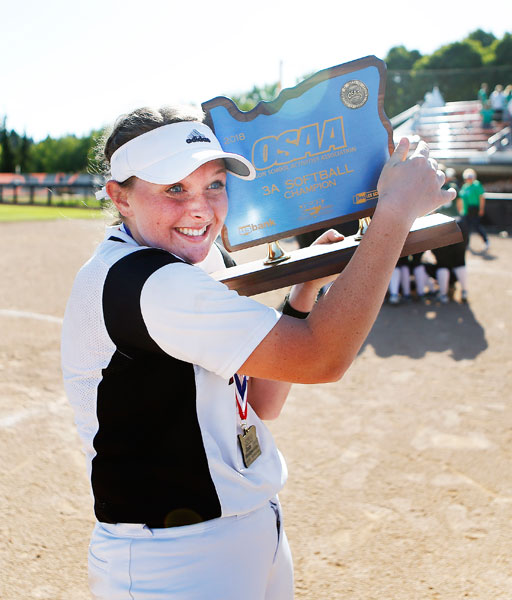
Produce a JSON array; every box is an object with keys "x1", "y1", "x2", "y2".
[
  {"x1": 218, "y1": 196, "x2": 229, "y2": 222},
  {"x1": 153, "y1": 205, "x2": 184, "y2": 232}
]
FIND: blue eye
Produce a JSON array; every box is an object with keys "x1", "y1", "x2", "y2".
[
  {"x1": 209, "y1": 180, "x2": 225, "y2": 190},
  {"x1": 167, "y1": 184, "x2": 183, "y2": 193}
]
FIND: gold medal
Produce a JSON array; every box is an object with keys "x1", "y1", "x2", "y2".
[{"x1": 238, "y1": 425, "x2": 262, "y2": 468}]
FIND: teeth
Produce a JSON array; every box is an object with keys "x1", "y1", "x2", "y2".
[{"x1": 176, "y1": 226, "x2": 207, "y2": 237}]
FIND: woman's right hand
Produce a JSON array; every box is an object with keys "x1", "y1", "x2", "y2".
[{"x1": 376, "y1": 138, "x2": 456, "y2": 225}]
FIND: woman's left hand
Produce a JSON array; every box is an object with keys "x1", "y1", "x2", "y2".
[
  {"x1": 307, "y1": 228, "x2": 345, "y2": 290},
  {"x1": 286, "y1": 229, "x2": 344, "y2": 313}
]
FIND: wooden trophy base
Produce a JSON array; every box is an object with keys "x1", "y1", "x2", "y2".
[{"x1": 212, "y1": 214, "x2": 462, "y2": 296}]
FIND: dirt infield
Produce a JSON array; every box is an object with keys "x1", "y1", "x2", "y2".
[{"x1": 1, "y1": 218, "x2": 511, "y2": 600}]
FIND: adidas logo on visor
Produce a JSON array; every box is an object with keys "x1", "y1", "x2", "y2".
[{"x1": 186, "y1": 129, "x2": 211, "y2": 144}]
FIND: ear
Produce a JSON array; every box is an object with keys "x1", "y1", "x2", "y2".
[{"x1": 106, "y1": 181, "x2": 133, "y2": 218}]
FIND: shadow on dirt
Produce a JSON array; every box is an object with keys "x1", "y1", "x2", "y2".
[
  {"x1": 363, "y1": 298, "x2": 488, "y2": 361},
  {"x1": 468, "y1": 247, "x2": 498, "y2": 262}
]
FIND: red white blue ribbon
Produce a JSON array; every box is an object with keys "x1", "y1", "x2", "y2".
[{"x1": 234, "y1": 374, "x2": 249, "y2": 422}]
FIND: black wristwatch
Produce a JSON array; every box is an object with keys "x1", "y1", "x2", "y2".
[{"x1": 281, "y1": 296, "x2": 310, "y2": 319}]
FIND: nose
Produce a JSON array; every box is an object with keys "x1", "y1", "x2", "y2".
[{"x1": 188, "y1": 192, "x2": 214, "y2": 221}]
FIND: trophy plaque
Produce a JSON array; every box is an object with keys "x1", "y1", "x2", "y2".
[
  {"x1": 202, "y1": 56, "x2": 462, "y2": 295},
  {"x1": 211, "y1": 213, "x2": 461, "y2": 296}
]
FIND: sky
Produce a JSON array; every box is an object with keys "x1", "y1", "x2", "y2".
[{"x1": 2, "y1": 0, "x2": 510, "y2": 142}]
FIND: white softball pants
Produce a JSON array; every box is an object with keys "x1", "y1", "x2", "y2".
[{"x1": 88, "y1": 498, "x2": 293, "y2": 600}]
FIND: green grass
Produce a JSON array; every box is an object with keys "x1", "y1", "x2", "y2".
[{"x1": 0, "y1": 203, "x2": 105, "y2": 222}]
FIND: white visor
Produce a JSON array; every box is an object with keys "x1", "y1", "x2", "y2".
[{"x1": 109, "y1": 122, "x2": 255, "y2": 184}]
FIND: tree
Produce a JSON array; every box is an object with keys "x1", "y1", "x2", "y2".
[
  {"x1": 415, "y1": 41, "x2": 483, "y2": 70},
  {"x1": 5, "y1": 129, "x2": 34, "y2": 172},
  {"x1": 385, "y1": 46, "x2": 422, "y2": 70},
  {"x1": 228, "y1": 82, "x2": 280, "y2": 112},
  {"x1": 493, "y1": 32, "x2": 512, "y2": 66},
  {"x1": 394, "y1": 41, "x2": 486, "y2": 107},
  {"x1": 467, "y1": 29, "x2": 496, "y2": 48},
  {"x1": 18, "y1": 134, "x2": 32, "y2": 172},
  {"x1": 27, "y1": 132, "x2": 98, "y2": 173},
  {"x1": 0, "y1": 118, "x2": 16, "y2": 173}
]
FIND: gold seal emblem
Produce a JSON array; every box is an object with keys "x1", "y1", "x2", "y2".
[{"x1": 340, "y1": 80, "x2": 369, "y2": 109}]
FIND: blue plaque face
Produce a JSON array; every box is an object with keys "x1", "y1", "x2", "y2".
[{"x1": 202, "y1": 56, "x2": 393, "y2": 251}]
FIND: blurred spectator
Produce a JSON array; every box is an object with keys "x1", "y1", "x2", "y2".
[
  {"x1": 490, "y1": 84, "x2": 505, "y2": 121},
  {"x1": 431, "y1": 168, "x2": 469, "y2": 303},
  {"x1": 459, "y1": 168, "x2": 489, "y2": 252},
  {"x1": 503, "y1": 85, "x2": 512, "y2": 128},
  {"x1": 413, "y1": 255, "x2": 432, "y2": 301},
  {"x1": 387, "y1": 253, "x2": 429, "y2": 305},
  {"x1": 480, "y1": 100, "x2": 494, "y2": 129},
  {"x1": 507, "y1": 96, "x2": 512, "y2": 145},
  {"x1": 477, "y1": 82, "x2": 489, "y2": 104},
  {"x1": 388, "y1": 256, "x2": 412, "y2": 305},
  {"x1": 423, "y1": 86, "x2": 444, "y2": 109},
  {"x1": 504, "y1": 84, "x2": 512, "y2": 107}
]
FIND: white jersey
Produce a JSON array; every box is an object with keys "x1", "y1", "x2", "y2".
[{"x1": 61, "y1": 225, "x2": 286, "y2": 528}]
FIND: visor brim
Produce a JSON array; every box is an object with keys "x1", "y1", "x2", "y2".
[{"x1": 125, "y1": 148, "x2": 255, "y2": 185}]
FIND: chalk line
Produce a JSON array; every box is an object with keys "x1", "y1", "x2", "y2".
[{"x1": 0, "y1": 309, "x2": 63, "y2": 324}]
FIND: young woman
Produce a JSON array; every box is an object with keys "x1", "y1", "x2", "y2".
[
  {"x1": 459, "y1": 167, "x2": 489, "y2": 252},
  {"x1": 432, "y1": 167, "x2": 469, "y2": 303},
  {"x1": 61, "y1": 105, "x2": 454, "y2": 600}
]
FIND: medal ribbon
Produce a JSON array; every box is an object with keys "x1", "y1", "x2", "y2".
[
  {"x1": 122, "y1": 223, "x2": 134, "y2": 239},
  {"x1": 234, "y1": 373, "x2": 249, "y2": 422}
]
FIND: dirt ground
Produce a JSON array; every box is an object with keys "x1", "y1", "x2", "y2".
[{"x1": 1, "y1": 218, "x2": 511, "y2": 600}]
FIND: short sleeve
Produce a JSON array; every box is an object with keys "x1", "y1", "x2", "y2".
[{"x1": 140, "y1": 262, "x2": 281, "y2": 379}]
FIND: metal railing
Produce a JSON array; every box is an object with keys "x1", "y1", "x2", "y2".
[
  {"x1": 390, "y1": 104, "x2": 420, "y2": 129},
  {"x1": 0, "y1": 182, "x2": 100, "y2": 206},
  {"x1": 487, "y1": 127, "x2": 511, "y2": 153}
]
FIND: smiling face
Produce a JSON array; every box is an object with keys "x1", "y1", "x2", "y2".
[{"x1": 108, "y1": 160, "x2": 228, "y2": 264}]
